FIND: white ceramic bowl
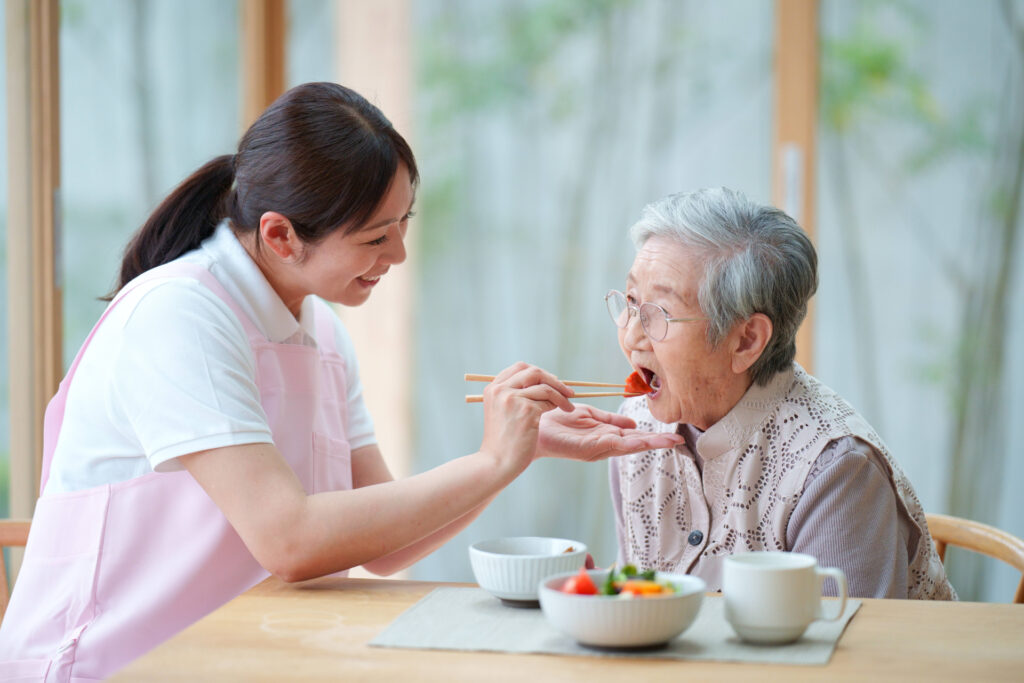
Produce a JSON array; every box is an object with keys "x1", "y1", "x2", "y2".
[
  {"x1": 469, "y1": 537, "x2": 588, "y2": 604},
  {"x1": 539, "y1": 569, "x2": 706, "y2": 648}
]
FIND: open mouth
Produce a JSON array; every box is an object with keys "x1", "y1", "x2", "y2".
[
  {"x1": 358, "y1": 274, "x2": 382, "y2": 286},
  {"x1": 639, "y1": 366, "x2": 662, "y2": 398}
]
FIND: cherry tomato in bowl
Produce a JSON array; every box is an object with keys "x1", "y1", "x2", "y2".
[{"x1": 561, "y1": 567, "x2": 598, "y2": 595}]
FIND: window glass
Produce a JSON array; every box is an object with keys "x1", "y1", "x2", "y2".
[
  {"x1": 60, "y1": 0, "x2": 240, "y2": 360},
  {"x1": 817, "y1": 0, "x2": 1024, "y2": 601},
  {"x1": 410, "y1": 0, "x2": 775, "y2": 581},
  {"x1": 288, "y1": 0, "x2": 335, "y2": 86}
]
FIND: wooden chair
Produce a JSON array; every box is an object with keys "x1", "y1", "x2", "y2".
[
  {"x1": 926, "y1": 513, "x2": 1024, "y2": 604},
  {"x1": 0, "y1": 519, "x2": 31, "y2": 620}
]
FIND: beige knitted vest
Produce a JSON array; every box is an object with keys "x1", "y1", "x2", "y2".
[{"x1": 615, "y1": 363, "x2": 955, "y2": 599}]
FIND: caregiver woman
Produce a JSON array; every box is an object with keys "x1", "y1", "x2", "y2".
[{"x1": 0, "y1": 82, "x2": 680, "y2": 680}]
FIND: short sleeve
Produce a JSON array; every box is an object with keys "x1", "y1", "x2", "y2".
[{"x1": 112, "y1": 279, "x2": 274, "y2": 470}]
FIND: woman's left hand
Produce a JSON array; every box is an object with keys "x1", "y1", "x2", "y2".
[{"x1": 535, "y1": 404, "x2": 684, "y2": 462}]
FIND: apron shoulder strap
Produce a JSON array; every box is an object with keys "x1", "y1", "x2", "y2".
[
  {"x1": 311, "y1": 298, "x2": 344, "y2": 362},
  {"x1": 39, "y1": 261, "x2": 261, "y2": 493}
]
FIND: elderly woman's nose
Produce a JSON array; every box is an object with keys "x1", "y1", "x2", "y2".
[{"x1": 623, "y1": 311, "x2": 649, "y2": 346}]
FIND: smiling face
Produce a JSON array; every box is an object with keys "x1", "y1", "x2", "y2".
[
  {"x1": 619, "y1": 235, "x2": 754, "y2": 429},
  {"x1": 257, "y1": 163, "x2": 416, "y2": 314},
  {"x1": 302, "y1": 163, "x2": 416, "y2": 308}
]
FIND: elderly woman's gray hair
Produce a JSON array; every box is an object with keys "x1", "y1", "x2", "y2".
[{"x1": 629, "y1": 187, "x2": 818, "y2": 386}]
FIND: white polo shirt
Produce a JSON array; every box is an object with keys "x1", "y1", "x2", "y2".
[{"x1": 44, "y1": 222, "x2": 376, "y2": 495}]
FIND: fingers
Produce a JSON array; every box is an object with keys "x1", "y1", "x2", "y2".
[
  {"x1": 573, "y1": 431, "x2": 684, "y2": 462},
  {"x1": 570, "y1": 404, "x2": 638, "y2": 429},
  {"x1": 487, "y1": 363, "x2": 574, "y2": 410},
  {"x1": 573, "y1": 406, "x2": 682, "y2": 449},
  {"x1": 631, "y1": 432, "x2": 685, "y2": 448},
  {"x1": 491, "y1": 361, "x2": 530, "y2": 384},
  {"x1": 515, "y1": 383, "x2": 574, "y2": 413},
  {"x1": 505, "y1": 363, "x2": 572, "y2": 398},
  {"x1": 478, "y1": 363, "x2": 578, "y2": 469},
  {"x1": 616, "y1": 432, "x2": 684, "y2": 452}
]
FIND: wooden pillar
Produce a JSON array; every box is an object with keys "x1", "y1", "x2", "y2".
[
  {"x1": 333, "y1": 0, "x2": 414, "y2": 480},
  {"x1": 241, "y1": 0, "x2": 287, "y2": 128},
  {"x1": 774, "y1": 0, "x2": 819, "y2": 372},
  {"x1": 5, "y1": 0, "x2": 62, "y2": 578}
]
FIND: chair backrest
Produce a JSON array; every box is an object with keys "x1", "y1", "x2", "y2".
[
  {"x1": 0, "y1": 519, "x2": 31, "y2": 621},
  {"x1": 926, "y1": 513, "x2": 1024, "y2": 604}
]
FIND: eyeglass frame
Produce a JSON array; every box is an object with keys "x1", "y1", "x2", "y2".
[{"x1": 604, "y1": 289, "x2": 708, "y2": 341}]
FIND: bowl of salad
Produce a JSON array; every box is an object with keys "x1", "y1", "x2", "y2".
[
  {"x1": 538, "y1": 565, "x2": 706, "y2": 648},
  {"x1": 469, "y1": 537, "x2": 588, "y2": 605}
]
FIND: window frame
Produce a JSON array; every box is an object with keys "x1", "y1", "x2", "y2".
[
  {"x1": 5, "y1": 0, "x2": 61, "y2": 522},
  {"x1": 774, "y1": 0, "x2": 819, "y2": 372}
]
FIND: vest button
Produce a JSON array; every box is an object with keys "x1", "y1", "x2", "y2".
[{"x1": 687, "y1": 530, "x2": 704, "y2": 546}]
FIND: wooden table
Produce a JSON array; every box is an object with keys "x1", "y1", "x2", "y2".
[{"x1": 112, "y1": 576, "x2": 1023, "y2": 682}]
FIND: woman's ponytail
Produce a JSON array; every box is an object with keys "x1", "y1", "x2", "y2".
[{"x1": 111, "y1": 154, "x2": 235, "y2": 295}]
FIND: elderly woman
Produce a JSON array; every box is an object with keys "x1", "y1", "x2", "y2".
[{"x1": 607, "y1": 188, "x2": 955, "y2": 600}]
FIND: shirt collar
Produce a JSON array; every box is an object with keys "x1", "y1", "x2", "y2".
[
  {"x1": 198, "y1": 222, "x2": 318, "y2": 346},
  {"x1": 694, "y1": 364, "x2": 797, "y2": 463}
]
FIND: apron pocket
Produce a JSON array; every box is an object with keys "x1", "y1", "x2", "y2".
[
  {"x1": 0, "y1": 490, "x2": 107, "y2": 676},
  {"x1": 311, "y1": 432, "x2": 353, "y2": 494}
]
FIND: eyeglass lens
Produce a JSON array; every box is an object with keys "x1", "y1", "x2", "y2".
[
  {"x1": 639, "y1": 303, "x2": 668, "y2": 341},
  {"x1": 605, "y1": 290, "x2": 670, "y2": 341},
  {"x1": 606, "y1": 290, "x2": 629, "y2": 327}
]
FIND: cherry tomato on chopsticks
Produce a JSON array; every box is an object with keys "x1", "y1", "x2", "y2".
[{"x1": 625, "y1": 371, "x2": 652, "y2": 395}]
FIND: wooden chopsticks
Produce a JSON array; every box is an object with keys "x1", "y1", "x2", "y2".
[
  {"x1": 464, "y1": 374, "x2": 641, "y2": 403},
  {"x1": 464, "y1": 374, "x2": 626, "y2": 388}
]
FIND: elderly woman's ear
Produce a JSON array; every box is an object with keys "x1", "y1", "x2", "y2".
[{"x1": 729, "y1": 313, "x2": 773, "y2": 376}]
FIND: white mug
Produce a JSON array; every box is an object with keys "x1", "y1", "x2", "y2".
[{"x1": 722, "y1": 551, "x2": 848, "y2": 645}]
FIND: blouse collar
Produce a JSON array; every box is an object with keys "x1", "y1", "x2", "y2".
[
  {"x1": 197, "y1": 222, "x2": 318, "y2": 346},
  {"x1": 693, "y1": 364, "x2": 797, "y2": 463}
]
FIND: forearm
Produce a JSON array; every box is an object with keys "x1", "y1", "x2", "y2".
[
  {"x1": 361, "y1": 494, "x2": 497, "y2": 576},
  {"x1": 281, "y1": 452, "x2": 523, "y2": 580},
  {"x1": 183, "y1": 443, "x2": 522, "y2": 582},
  {"x1": 184, "y1": 367, "x2": 680, "y2": 582}
]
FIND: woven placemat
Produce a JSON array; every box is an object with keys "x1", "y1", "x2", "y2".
[{"x1": 370, "y1": 587, "x2": 860, "y2": 666}]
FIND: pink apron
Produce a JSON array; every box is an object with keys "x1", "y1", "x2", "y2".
[{"x1": 0, "y1": 262, "x2": 353, "y2": 681}]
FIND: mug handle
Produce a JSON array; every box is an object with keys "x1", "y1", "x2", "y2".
[{"x1": 815, "y1": 567, "x2": 848, "y2": 622}]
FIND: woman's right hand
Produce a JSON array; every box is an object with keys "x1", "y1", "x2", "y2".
[{"x1": 478, "y1": 362, "x2": 574, "y2": 475}]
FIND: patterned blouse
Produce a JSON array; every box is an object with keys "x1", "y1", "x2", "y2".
[{"x1": 608, "y1": 363, "x2": 956, "y2": 599}]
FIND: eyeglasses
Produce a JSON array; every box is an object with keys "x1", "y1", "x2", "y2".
[{"x1": 605, "y1": 289, "x2": 707, "y2": 341}]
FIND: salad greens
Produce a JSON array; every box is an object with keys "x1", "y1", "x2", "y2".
[{"x1": 600, "y1": 564, "x2": 669, "y2": 596}]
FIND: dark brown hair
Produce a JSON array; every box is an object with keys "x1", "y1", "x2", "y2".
[{"x1": 112, "y1": 82, "x2": 418, "y2": 293}]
